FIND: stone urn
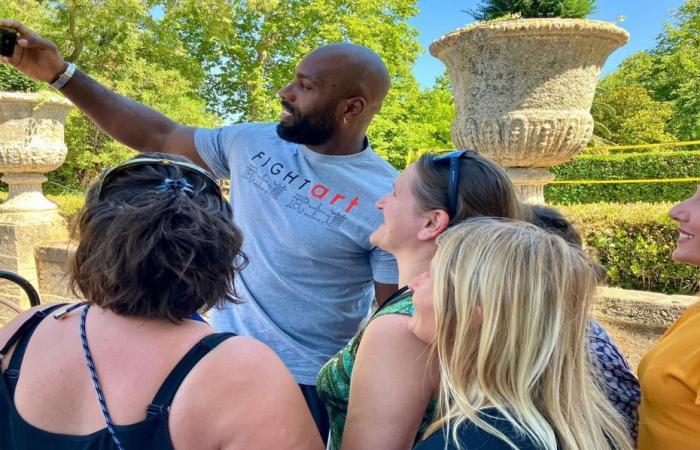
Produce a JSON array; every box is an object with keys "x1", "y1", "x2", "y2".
[
  {"x1": 430, "y1": 19, "x2": 628, "y2": 203},
  {"x1": 0, "y1": 91, "x2": 73, "y2": 309},
  {"x1": 0, "y1": 92, "x2": 74, "y2": 212}
]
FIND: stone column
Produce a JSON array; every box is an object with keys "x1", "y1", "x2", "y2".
[
  {"x1": 0, "y1": 92, "x2": 73, "y2": 310},
  {"x1": 506, "y1": 168, "x2": 556, "y2": 205}
]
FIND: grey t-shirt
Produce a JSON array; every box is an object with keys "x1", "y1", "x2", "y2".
[{"x1": 195, "y1": 123, "x2": 399, "y2": 384}]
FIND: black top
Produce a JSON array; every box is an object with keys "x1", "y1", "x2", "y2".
[
  {"x1": 0, "y1": 305, "x2": 235, "y2": 450},
  {"x1": 414, "y1": 409, "x2": 545, "y2": 450}
]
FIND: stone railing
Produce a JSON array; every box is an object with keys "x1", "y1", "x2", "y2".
[{"x1": 593, "y1": 287, "x2": 696, "y2": 369}]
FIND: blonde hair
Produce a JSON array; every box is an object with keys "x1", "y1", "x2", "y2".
[{"x1": 426, "y1": 218, "x2": 633, "y2": 450}]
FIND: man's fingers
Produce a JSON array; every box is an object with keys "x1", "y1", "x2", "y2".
[
  {"x1": 0, "y1": 19, "x2": 32, "y2": 37},
  {"x1": 2, "y1": 19, "x2": 55, "y2": 51},
  {"x1": 17, "y1": 34, "x2": 55, "y2": 51}
]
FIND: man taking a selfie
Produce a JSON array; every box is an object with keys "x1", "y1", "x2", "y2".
[{"x1": 0, "y1": 19, "x2": 399, "y2": 441}]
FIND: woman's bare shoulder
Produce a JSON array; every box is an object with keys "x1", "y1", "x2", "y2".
[{"x1": 173, "y1": 336, "x2": 323, "y2": 450}]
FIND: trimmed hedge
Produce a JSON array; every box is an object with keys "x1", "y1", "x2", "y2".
[
  {"x1": 546, "y1": 150, "x2": 700, "y2": 204},
  {"x1": 560, "y1": 202, "x2": 700, "y2": 295}
]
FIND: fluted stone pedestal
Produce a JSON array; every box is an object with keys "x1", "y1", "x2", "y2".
[{"x1": 506, "y1": 168, "x2": 556, "y2": 205}]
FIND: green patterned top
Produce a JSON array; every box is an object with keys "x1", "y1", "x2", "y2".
[{"x1": 316, "y1": 289, "x2": 436, "y2": 449}]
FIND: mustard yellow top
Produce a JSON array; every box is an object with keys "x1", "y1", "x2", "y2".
[{"x1": 638, "y1": 302, "x2": 700, "y2": 450}]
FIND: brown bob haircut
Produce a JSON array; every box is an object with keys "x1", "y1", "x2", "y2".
[
  {"x1": 412, "y1": 151, "x2": 528, "y2": 224},
  {"x1": 70, "y1": 152, "x2": 247, "y2": 322}
]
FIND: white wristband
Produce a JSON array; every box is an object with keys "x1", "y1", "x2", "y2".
[{"x1": 50, "y1": 62, "x2": 77, "y2": 90}]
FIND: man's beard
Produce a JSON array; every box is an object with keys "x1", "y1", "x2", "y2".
[{"x1": 276, "y1": 101, "x2": 338, "y2": 146}]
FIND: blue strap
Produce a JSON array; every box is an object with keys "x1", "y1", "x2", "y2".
[
  {"x1": 80, "y1": 304, "x2": 126, "y2": 450},
  {"x1": 187, "y1": 312, "x2": 206, "y2": 323}
]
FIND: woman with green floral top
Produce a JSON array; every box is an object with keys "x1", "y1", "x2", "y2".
[{"x1": 316, "y1": 150, "x2": 526, "y2": 450}]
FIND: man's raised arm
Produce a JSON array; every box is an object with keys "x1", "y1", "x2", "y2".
[{"x1": 0, "y1": 19, "x2": 205, "y2": 168}]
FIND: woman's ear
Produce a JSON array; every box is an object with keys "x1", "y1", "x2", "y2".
[{"x1": 417, "y1": 209, "x2": 450, "y2": 241}]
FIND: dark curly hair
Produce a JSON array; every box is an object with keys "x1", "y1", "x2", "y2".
[{"x1": 70, "y1": 152, "x2": 247, "y2": 322}]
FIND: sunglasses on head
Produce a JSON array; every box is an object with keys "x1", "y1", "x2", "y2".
[
  {"x1": 432, "y1": 149, "x2": 478, "y2": 219},
  {"x1": 97, "y1": 157, "x2": 224, "y2": 202}
]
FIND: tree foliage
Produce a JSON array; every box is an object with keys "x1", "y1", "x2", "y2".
[
  {"x1": 155, "y1": 0, "x2": 425, "y2": 167},
  {"x1": 0, "y1": 64, "x2": 43, "y2": 92},
  {"x1": 595, "y1": 0, "x2": 700, "y2": 143},
  {"x1": 592, "y1": 82, "x2": 675, "y2": 145},
  {"x1": 2, "y1": 0, "x2": 432, "y2": 185},
  {"x1": 1, "y1": 0, "x2": 220, "y2": 189},
  {"x1": 156, "y1": 0, "x2": 420, "y2": 121},
  {"x1": 469, "y1": 0, "x2": 596, "y2": 21},
  {"x1": 652, "y1": 0, "x2": 700, "y2": 141},
  {"x1": 380, "y1": 74, "x2": 455, "y2": 167}
]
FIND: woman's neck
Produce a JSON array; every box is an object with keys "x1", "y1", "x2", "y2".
[{"x1": 396, "y1": 245, "x2": 436, "y2": 286}]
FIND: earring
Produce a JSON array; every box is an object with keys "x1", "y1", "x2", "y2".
[{"x1": 343, "y1": 117, "x2": 348, "y2": 125}]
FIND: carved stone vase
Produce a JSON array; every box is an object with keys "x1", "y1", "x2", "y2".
[
  {"x1": 0, "y1": 92, "x2": 73, "y2": 309},
  {"x1": 430, "y1": 19, "x2": 628, "y2": 203}
]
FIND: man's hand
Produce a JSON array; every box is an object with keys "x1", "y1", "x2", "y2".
[{"x1": 0, "y1": 19, "x2": 67, "y2": 83}]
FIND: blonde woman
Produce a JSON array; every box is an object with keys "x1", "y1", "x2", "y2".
[{"x1": 409, "y1": 219, "x2": 634, "y2": 450}]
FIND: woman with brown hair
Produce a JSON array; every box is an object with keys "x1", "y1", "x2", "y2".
[{"x1": 0, "y1": 154, "x2": 323, "y2": 450}]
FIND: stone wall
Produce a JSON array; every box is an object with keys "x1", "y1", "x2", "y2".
[
  {"x1": 593, "y1": 286, "x2": 697, "y2": 369},
  {"x1": 0, "y1": 241, "x2": 80, "y2": 324},
  {"x1": 34, "y1": 241, "x2": 81, "y2": 304}
]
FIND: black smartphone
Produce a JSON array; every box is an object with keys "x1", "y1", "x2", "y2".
[{"x1": 0, "y1": 27, "x2": 18, "y2": 57}]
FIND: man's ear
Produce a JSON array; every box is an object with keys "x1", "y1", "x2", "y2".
[
  {"x1": 417, "y1": 209, "x2": 450, "y2": 241},
  {"x1": 342, "y1": 96, "x2": 367, "y2": 121}
]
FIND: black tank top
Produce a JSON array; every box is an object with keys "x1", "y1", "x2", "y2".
[{"x1": 0, "y1": 305, "x2": 235, "y2": 450}]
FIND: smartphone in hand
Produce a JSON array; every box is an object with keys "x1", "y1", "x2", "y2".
[{"x1": 0, "y1": 27, "x2": 18, "y2": 57}]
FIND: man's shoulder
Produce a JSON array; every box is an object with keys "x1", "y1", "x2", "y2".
[
  {"x1": 357, "y1": 147, "x2": 399, "y2": 185},
  {"x1": 196, "y1": 122, "x2": 279, "y2": 146},
  {"x1": 363, "y1": 148, "x2": 399, "y2": 173},
  {"x1": 217, "y1": 122, "x2": 278, "y2": 138}
]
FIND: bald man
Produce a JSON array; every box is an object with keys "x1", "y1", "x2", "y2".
[{"x1": 1, "y1": 20, "x2": 398, "y2": 441}]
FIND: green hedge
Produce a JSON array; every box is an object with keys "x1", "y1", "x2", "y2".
[
  {"x1": 560, "y1": 202, "x2": 700, "y2": 295},
  {"x1": 546, "y1": 151, "x2": 700, "y2": 204}
]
